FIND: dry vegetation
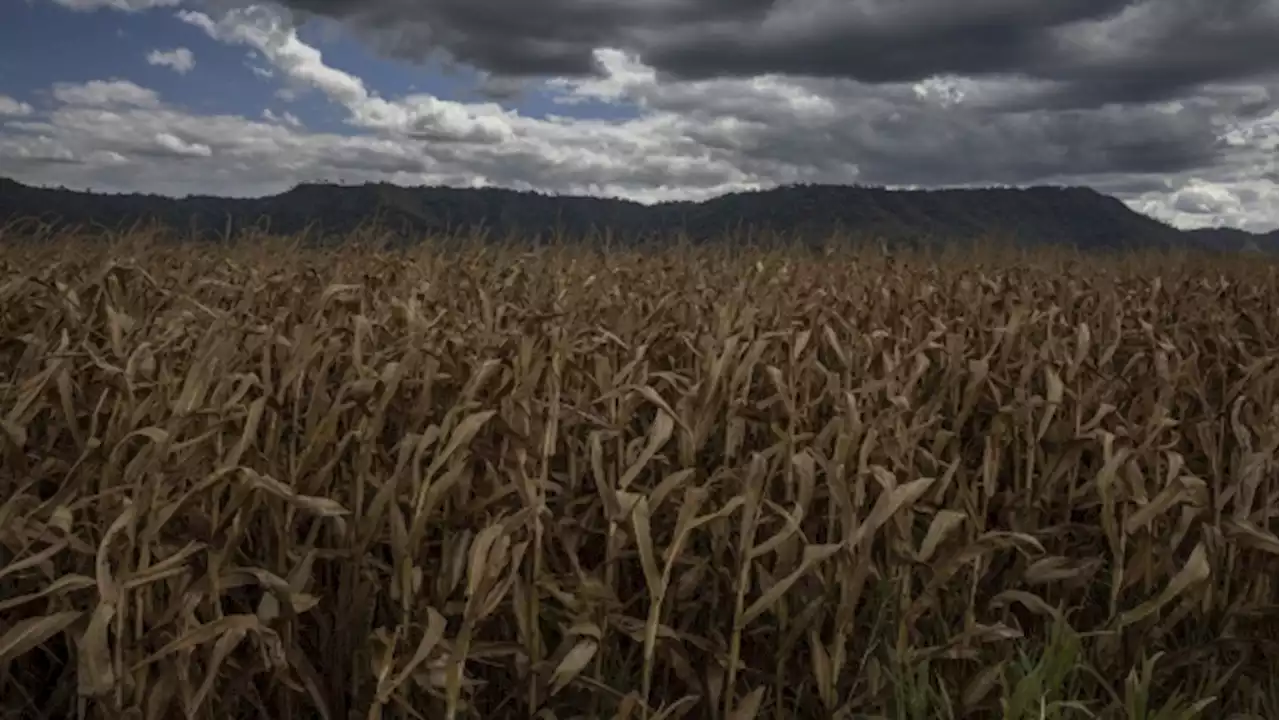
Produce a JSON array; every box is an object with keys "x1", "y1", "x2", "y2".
[{"x1": 0, "y1": 230, "x2": 1277, "y2": 720}]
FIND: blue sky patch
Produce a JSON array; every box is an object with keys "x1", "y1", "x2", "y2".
[{"x1": 2, "y1": 0, "x2": 641, "y2": 133}]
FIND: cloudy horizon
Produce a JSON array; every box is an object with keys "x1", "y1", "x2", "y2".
[{"x1": 1, "y1": 0, "x2": 1276, "y2": 231}]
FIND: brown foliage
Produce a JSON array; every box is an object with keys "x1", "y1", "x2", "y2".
[{"x1": 0, "y1": 231, "x2": 1276, "y2": 719}]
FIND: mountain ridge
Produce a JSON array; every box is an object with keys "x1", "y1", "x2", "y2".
[{"x1": 0, "y1": 176, "x2": 1274, "y2": 253}]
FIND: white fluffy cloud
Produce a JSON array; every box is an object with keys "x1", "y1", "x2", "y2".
[
  {"x1": 0, "y1": 96, "x2": 34, "y2": 116},
  {"x1": 153, "y1": 131, "x2": 212, "y2": 157},
  {"x1": 146, "y1": 47, "x2": 196, "y2": 74},
  {"x1": 262, "y1": 108, "x2": 302, "y2": 127},
  {"x1": 178, "y1": 7, "x2": 516, "y2": 143},
  {"x1": 4, "y1": 3, "x2": 1275, "y2": 231},
  {"x1": 51, "y1": 79, "x2": 160, "y2": 108}
]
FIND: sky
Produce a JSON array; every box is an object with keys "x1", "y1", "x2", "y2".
[{"x1": 0, "y1": 0, "x2": 1276, "y2": 231}]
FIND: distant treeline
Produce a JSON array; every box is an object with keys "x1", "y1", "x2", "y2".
[{"x1": 0, "y1": 176, "x2": 1274, "y2": 253}]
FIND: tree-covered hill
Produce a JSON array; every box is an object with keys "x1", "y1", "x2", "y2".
[{"x1": 0, "y1": 176, "x2": 1273, "y2": 253}]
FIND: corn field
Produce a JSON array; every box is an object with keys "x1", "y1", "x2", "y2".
[{"x1": 0, "y1": 232, "x2": 1276, "y2": 719}]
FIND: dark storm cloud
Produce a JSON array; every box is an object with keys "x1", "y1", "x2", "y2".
[
  {"x1": 669, "y1": 88, "x2": 1231, "y2": 188},
  {"x1": 265, "y1": 0, "x2": 1275, "y2": 108},
  {"x1": 280, "y1": 0, "x2": 778, "y2": 76},
  {"x1": 1020, "y1": 0, "x2": 1279, "y2": 109},
  {"x1": 553, "y1": 61, "x2": 1243, "y2": 191},
  {"x1": 642, "y1": 0, "x2": 1133, "y2": 82}
]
